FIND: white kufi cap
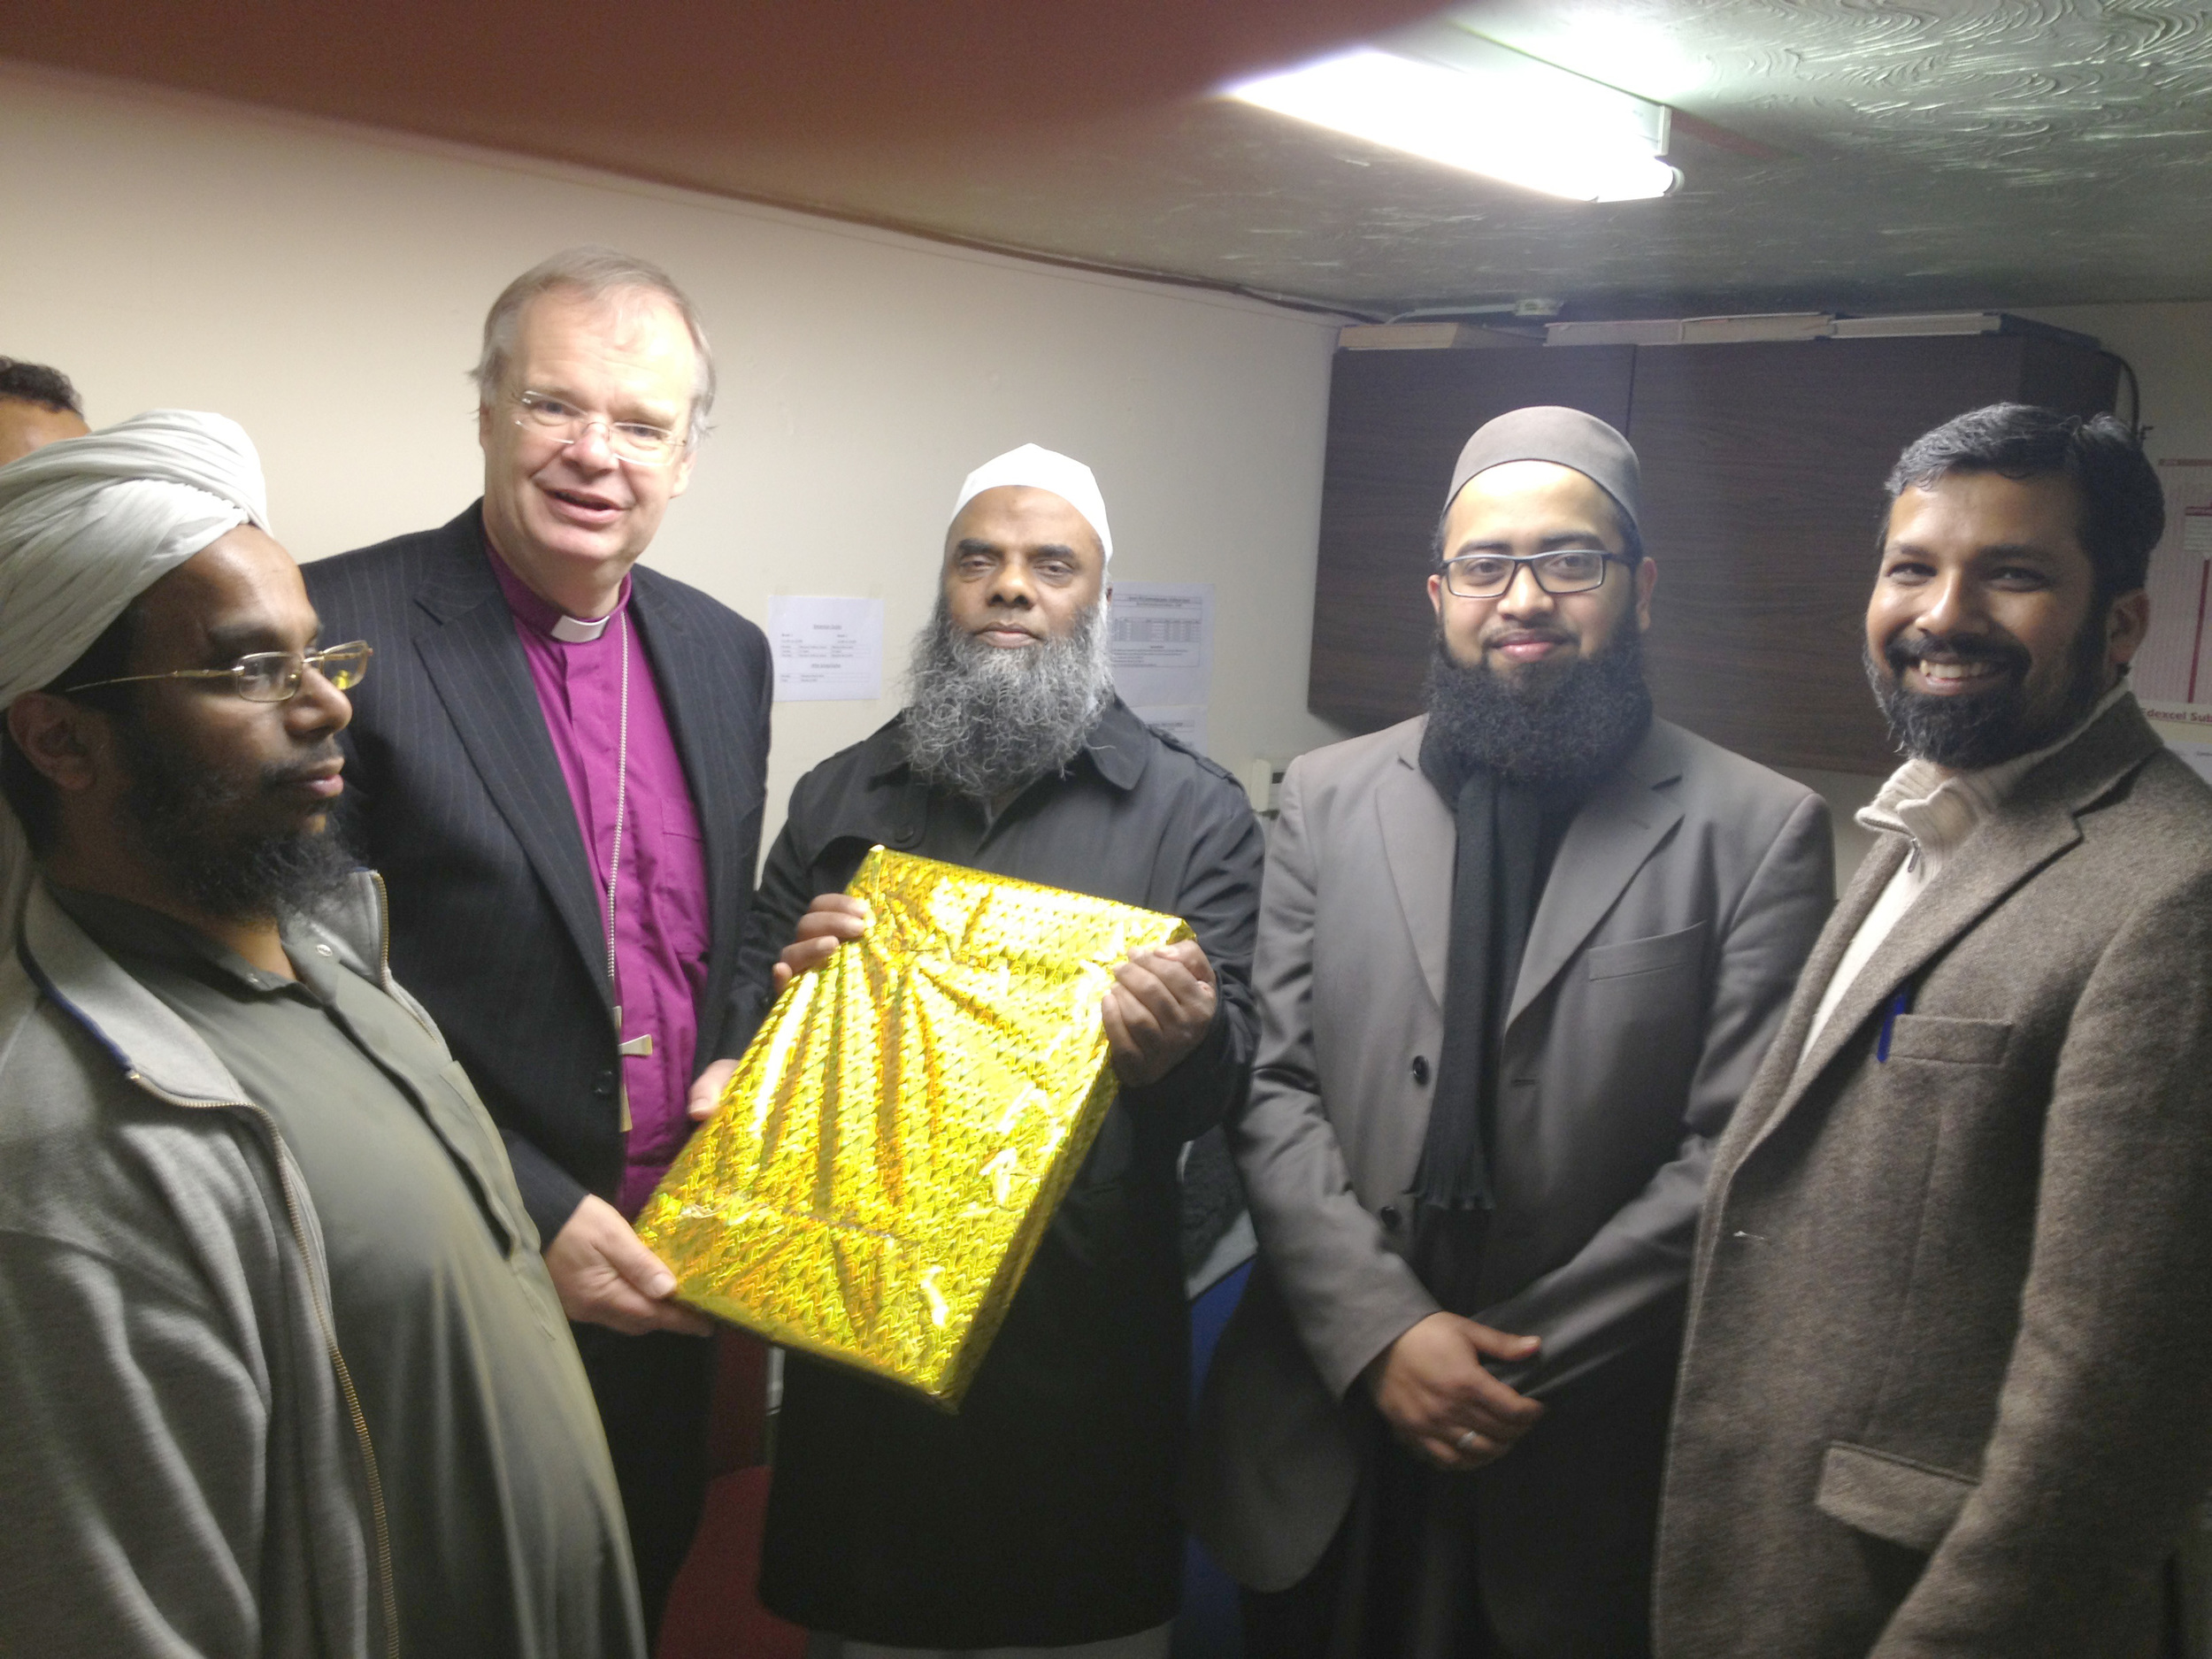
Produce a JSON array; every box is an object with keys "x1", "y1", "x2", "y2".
[{"x1": 949, "y1": 442, "x2": 1112, "y2": 566}]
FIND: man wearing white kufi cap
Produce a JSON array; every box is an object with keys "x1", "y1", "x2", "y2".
[
  {"x1": 730, "y1": 443, "x2": 1263, "y2": 1655},
  {"x1": 0, "y1": 412, "x2": 645, "y2": 1657}
]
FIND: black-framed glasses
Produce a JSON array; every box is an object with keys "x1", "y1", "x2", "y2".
[
  {"x1": 1440, "y1": 549, "x2": 1632, "y2": 599},
  {"x1": 64, "y1": 641, "x2": 373, "y2": 704},
  {"x1": 513, "y1": 390, "x2": 687, "y2": 467}
]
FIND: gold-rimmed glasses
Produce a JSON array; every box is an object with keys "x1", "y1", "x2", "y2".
[{"x1": 64, "y1": 641, "x2": 373, "y2": 703}]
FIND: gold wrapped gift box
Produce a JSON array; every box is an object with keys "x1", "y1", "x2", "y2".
[{"x1": 635, "y1": 846, "x2": 1191, "y2": 1408}]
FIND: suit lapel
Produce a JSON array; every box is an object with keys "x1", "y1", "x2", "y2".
[
  {"x1": 411, "y1": 542, "x2": 611, "y2": 1000},
  {"x1": 1506, "y1": 728, "x2": 1686, "y2": 1030},
  {"x1": 1722, "y1": 835, "x2": 1906, "y2": 1163},
  {"x1": 1376, "y1": 721, "x2": 1454, "y2": 1009},
  {"x1": 1737, "y1": 697, "x2": 2162, "y2": 1163}
]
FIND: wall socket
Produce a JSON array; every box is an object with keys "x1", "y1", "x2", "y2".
[{"x1": 1240, "y1": 757, "x2": 1294, "y2": 817}]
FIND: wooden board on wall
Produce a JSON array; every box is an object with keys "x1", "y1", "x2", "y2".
[
  {"x1": 1628, "y1": 334, "x2": 2119, "y2": 776},
  {"x1": 1307, "y1": 346, "x2": 1634, "y2": 732}
]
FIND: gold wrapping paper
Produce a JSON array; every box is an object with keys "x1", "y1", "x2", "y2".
[{"x1": 635, "y1": 846, "x2": 1192, "y2": 1408}]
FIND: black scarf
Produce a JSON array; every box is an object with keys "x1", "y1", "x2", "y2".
[{"x1": 1414, "y1": 729, "x2": 1588, "y2": 1213}]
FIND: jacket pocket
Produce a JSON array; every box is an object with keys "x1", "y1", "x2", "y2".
[
  {"x1": 1814, "y1": 1441, "x2": 1977, "y2": 1552},
  {"x1": 1884, "y1": 1014, "x2": 2011, "y2": 1067},
  {"x1": 1584, "y1": 922, "x2": 1707, "y2": 981}
]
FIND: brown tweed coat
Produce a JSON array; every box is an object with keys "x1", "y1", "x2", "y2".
[{"x1": 1655, "y1": 696, "x2": 2212, "y2": 1659}]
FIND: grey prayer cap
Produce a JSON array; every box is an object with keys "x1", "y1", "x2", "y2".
[{"x1": 1446, "y1": 405, "x2": 1642, "y2": 535}]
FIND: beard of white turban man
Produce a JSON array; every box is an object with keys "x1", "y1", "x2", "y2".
[{"x1": 0, "y1": 410, "x2": 303, "y2": 933}]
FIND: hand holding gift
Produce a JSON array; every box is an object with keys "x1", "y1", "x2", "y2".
[
  {"x1": 770, "y1": 893, "x2": 873, "y2": 990},
  {"x1": 1102, "y1": 939, "x2": 1217, "y2": 1086},
  {"x1": 635, "y1": 848, "x2": 1193, "y2": 1406}
]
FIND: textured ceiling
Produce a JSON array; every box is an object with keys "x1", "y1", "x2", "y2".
[
  {"x1": 1441, "y1": 0, "x2": 2212, "y2": 318},
  {"x1": 5, "y1": 0, "x2": 2209, "y2": 317}
]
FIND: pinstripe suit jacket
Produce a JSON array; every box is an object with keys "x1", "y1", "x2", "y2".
[{"x1": 303, "y1": 503, "x2": 772, "y2": 1239}]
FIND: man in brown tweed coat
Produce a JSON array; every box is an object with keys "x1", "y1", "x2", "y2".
[{"x1": 1655, "y1": 403, "x2": 2212, "y2": 1658}]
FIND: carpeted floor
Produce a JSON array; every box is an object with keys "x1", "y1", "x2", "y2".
[
  {"x1": 657, "y1": 1463, "x2": 807, "y2": 1659},
  {"x1": 657, "y1": 1263, "x2": 1255, "y2": 1659}
]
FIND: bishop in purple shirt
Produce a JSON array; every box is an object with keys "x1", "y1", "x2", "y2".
[
  {"x1": 305, "y1": 250, "x2": 773, "y2": 1635},
  {"x1": 491, "y1": 555, "x2": 711, "y2": 1215}
]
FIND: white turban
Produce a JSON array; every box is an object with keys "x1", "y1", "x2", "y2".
[
  {"x1": 0, "y1": 409, "x2": 270, "y2": 935},
  {"x1": 950, "y1": 443, "x2": 1112, "y2": 566}
]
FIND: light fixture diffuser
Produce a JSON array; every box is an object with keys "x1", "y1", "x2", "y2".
[{"x1": 1225, "y1": 33, "x2": 1680, "y2": 204}]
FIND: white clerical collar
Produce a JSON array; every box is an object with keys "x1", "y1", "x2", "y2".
[{"x1": 551, "y1": 611, "x2": 613, "y2": 643}]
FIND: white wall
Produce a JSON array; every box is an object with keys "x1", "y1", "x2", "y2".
[{"x1": 0, "y1": 64, "x2": 1347, "y2": 844}]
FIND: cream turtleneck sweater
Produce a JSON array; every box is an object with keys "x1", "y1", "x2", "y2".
[{"x1": 1794, "y1": 683, "x2": 2134, "y2": 1065}]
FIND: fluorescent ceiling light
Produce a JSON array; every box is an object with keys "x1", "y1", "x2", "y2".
[{"x1": 1225, "y1": 32, "x2": 1681, "y2": 204}]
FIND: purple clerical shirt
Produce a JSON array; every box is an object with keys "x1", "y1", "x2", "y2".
[{"x1": 490, "y1": 549, "x2": 711, "y2": 1217}]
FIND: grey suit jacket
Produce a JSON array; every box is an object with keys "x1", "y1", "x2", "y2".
[
  {"x1": 1655, "y1": 696, "x2": 2212, "y2": 1659},
  {"x1": 1188, "y1": 714, "x2": 1832, "y2": 1657}
]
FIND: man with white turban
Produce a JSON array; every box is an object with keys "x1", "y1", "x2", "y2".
[
  {"x1": 0, "y1": 408, "x2": 259, "y2": 926},
  {"x1": 0, "y1": 412, "x2": 646, "y2": 1657},
  {"x1": 731, "y1": 443, "x2": 1264, "y2": 1656}
]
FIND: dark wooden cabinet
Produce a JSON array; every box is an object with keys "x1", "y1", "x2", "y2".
[{"x1": 1307, "y1": 334, "x2": 2119, "y2": 776}]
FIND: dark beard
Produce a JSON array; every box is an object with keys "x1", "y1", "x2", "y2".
[
  {"x1": 1423, "y1": 626, "x2": 1654, "y2": 787},
  {"x1": 116, "y1": 718, "x2": 357, "y2": 924},
  {"x1": 900, "y1": 596, "x2": 1117, "y2": 801},
  {"x1": 1866, "y1": 610, "x2": 2108, "y2": 771}
]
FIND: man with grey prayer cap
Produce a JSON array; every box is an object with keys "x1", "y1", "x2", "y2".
[
  {"x1": 1187, "y1": 405, "x2": 1833, "y2": 1658},
  {"x1": 732, "y1": 442, "x2": 1264, "y2": 1656},
  {"x1": 0, "y1": 411, "x2": 645, "y2": 1658}
]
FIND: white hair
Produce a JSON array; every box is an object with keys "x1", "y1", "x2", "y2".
[{"x1": 471, "y1": 246, "x2": 717, "y2": 444}]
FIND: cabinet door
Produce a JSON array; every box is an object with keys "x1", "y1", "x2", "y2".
[
  {"x1": 1629, "y1": 335, "x2": 2117, "y2": 776},
  {"x1": 1307, "y1": 345, "x2": 1634, "y2": 731}
]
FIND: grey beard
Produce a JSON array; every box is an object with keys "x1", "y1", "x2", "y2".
[
  {"x1": 900, "y1": 597, "x2": 1117, "y2": 801},
  {"x1": 1423, "y1": 626, "x2": 1654, "y2": 787}
]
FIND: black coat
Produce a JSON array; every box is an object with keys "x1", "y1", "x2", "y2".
[
  {"x1": 303, "y1": 503, "x2": 772, "y2": 1240},
  {"x1": 745, "y1": 701, "x2": 1264, "y2": 1647}
]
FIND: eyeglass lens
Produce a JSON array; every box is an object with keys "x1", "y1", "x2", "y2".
[
  {"x1": 1448, "y1": 551, "x2": 1609, "y2": 597},
  {"x1": 234, "y1": 644, "x2": 373, "y2": 703},
  {"x1": 515, "y1": 393, "x2": 680, "y2": 465}
]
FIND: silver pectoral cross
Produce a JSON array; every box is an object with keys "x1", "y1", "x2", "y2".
[{"x1": 611, "y1": 1006, "x2": 655, "y2": 1132}]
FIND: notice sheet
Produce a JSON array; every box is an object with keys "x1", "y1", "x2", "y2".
[{"x1": 769, "y1": 595, "x2": 884, "y2": 703}]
